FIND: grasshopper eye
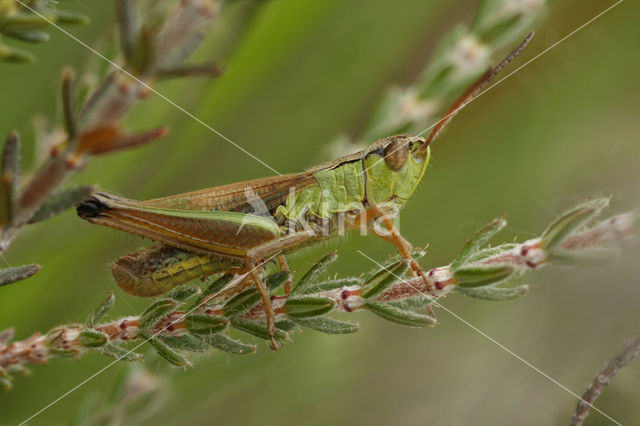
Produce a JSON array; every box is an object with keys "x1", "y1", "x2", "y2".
[{"x1": 383, "y1": 138, "x2": 409, "y2": 172}]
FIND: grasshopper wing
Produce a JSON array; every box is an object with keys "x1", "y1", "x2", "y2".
[
  {"x1": 78, "y1": 192, "x2": 282, "y2": 258},
  {"x1": 140, "y1": 173, "x2": 317, "y2": 215}
]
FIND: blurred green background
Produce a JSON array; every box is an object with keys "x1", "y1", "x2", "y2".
[{"x1": 1, "y1": 0, "x2": 639, "y2": 424}]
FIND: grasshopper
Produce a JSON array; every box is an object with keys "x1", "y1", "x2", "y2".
[{"x1": 77, "y1": 34, "x2": 534, "y2": 349}]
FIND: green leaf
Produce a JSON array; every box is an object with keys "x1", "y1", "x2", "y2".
[
  {"x1": 291, "y1": 317, "x2": 359, "y2": 334},
  {"x1": 78, "y1": 329, "x2": 109, "y2": 348},
  {"x1": 165, "y1": 285, "x2": 200, "y2": 303},
  {"x1": 3, "y1": 28, "x2": 50, "y2": 43},
  {"x1": 86, "y1": 291, "x2": 115, "y2": 327},
  {"x1": 284, "y1": 296, "x2": 335, "y2": 318},
  {"x1": 451, "y1": 218, "x2": 506, "y2": 271},
  {"x1": 291, "y1": 252, "x2": 338, "y2": 295},
  {"x1": 158, "y1": 334, "x2": 210, "y2": 352},
  {"x1": 139, "y1": 299, "x2": 177, "y2": 329},
  {"x1": 365, "y1": 302, "x2": 437, "y2": 327},
  {"x1": 230, "y1": 318, "x2": 289, "y2": 342},
  {"x1": 293, "y1": 277, "x2": 360, "y2": 296},
  {"x1": 541, "y1": 198, "x2": 609, "y2": 252},
  {"x1": 204, "y1": 334, "x2": 256, "y2": 355},
  {"x1": 385, "y1": 296, "x2": 434, "y2": 312},
  {"x1": 185, "y1": 313, "x2": 228, "y2": 336},
  {"x1": 0, "y1": 328, "x2": 14, "y2": 345},
  {"x1": 362, "y1": 260, "x2": 409, "y2": 299},
  {"x1": 100, "y1": 343, "x2": 142, "y2": 362},
  {"x1": 361, "y1": 248, "x2": 425, "y2": 284},
  {"x1": 454, "y1": 284, "x2": 529, "y2": 301},
  {"x1": 0, "y1": 131, "x2": 20, "y2": 225},
  {"x1": 275, "y1": 319, "x2": 298, "y2": 332},
  {"x1": 265, "y1": 271, "x2": 291, "y2": 291},
  {"x1": 465, "y1": 244, "x2": 518, "y2": 264},
  {"x1": 0, "y1": 264, "x2": 40, "y2": 287},
  {"x1": 142, "y1": 333, "x2": 191, "y2": 367},
  {"x1": 53, "y1": 10, "x2": 90, "y2": 25},
  {"x1": 222, "y1": 287, "x2": 261, "y2": 317},
  {"x1": 193, "y1": 274, "x2": 234, "y2": 306},
  {"x1": 454, "y1": 264, "x2": 514, "y2": 288},
  {"x1": 28, "y1": 185, "x2": 95, "y2": 223},
  {"x1": 0, "y1": 43, "x2": 35, "y2": 63},
  {"x1": 0, "y1": 375, "x2": 12, "y2": 390}
]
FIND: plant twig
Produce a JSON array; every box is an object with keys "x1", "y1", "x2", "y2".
[
  {"x1": 0, "y1": 199, "x2": 634, "y2": 387},
  {"x1": 569, "y1": 332, "x2": 640, "y2": 426}
]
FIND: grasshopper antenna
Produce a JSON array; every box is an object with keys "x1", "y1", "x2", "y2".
[{"x1": 419, "y1": 32, "x2": 534, "y2": 151}]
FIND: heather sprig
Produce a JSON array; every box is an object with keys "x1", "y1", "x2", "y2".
[
  {"x1": 0, "y1": 0, "x2": 89, "y2": 63},
  {"x1": 0, "y1": 198, "x2": 634, "y2": 387},
  {"x1": 0, "y1": 0, "x2": 265, "y2": 286}
]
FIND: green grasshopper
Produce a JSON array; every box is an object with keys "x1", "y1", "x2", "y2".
[{"x1": 77, "y1": 34, "x2": 533, "y2": 349}]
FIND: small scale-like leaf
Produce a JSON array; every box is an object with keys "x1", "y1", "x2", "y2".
[
  {"x1": 116, "y1": 0, "x2": 138, "y2": 62},
  {"x1": 291, "y1": 317, "x2": 359, "y2": 334},
  {"x1": 53, "y1": 9, "x2": 90, "y2": 25},
  {"x1": 230, "y1": 318, "x2": 289, "y2": 342},
  {"x1": 361, "y1": 248, "x2": 426, "y2": 284},
  {"x1": 222, "y1": 288, "x2": 260, "y2": 317},
  {"x1": 365, "y1": 302, "x2": 437, "y2": 327},
  {"x1": 385, "y1": 296, "x2": 435, "y2": 312},
  {"x1": 204, "y1": 334, "x2": 256, "y2": 355},
  {"x1": 49, "y1": 347, "x2": 80, "y2": 358},
  {"x1": 275, "y1": 319, "x2": 298, "y2": 332},
  {"x1": 0, "y1": 375, "x2": 12, "y2": 390},
  {"x1": 139, "y1": 299, "x2": 177, "y2": 329},
  {"x1": 101, "y1": 343, "x2": 142, "y2": 361},
  {"x1": 86, "y1": 291, "x2": 115, "y2": 327},
  {"x1": 541, "y1": 198, "x2": 609, "y2": 252},
  {"x1": 185, "y1": 313, "x2": 228, "y2": 336},
  {"x1": 158, "y1": 334, "x2": 209, "y2": 352},
  {"x1": 454, "y1": 264, "x2": 514, "y2": 288},
  {"x1": 193, "y1": 274, "x2": 234, "y2": 306},
  {"x1": 291, "y1": 252, "x2": 338, "y2": 295},
  {"x1": 0, "y1": 43, "x2": 35, "y2": 63},
  {"x1": 3, "y1": 29, "x2": 50, "y2": 43},
  {"x1": 294, "y1": 277, "x2": 360, "y2": 296},
  {"x1": 265, "y1": 271, "x2": 291, "y2": 291},
  {"x1": 362, "y1": 260, "x2": 409, "y2": 299},
  {"x1": 28, "y1": 185, "x2": 95, "y2": 223},
  {"x1": 285, "y1": 296, "x2": 335, "y2": 318},
  {"x1": 0, "y1": 328, "x2": 15, "y2": 346},
  {"x1": 466, "y1": 244, "x2": 518, "y2": 264},
  {"x1": 142, "y1": 333, "x2": 191, "y2": 367},
  {"x1": 165, "y1": 285, "x2": 200, "y2": 303},
  {"x1": 454, "y1": 284, "x2": 529, "y2": 301},
  {"x1": 452, "y1": 218, "x2": 506, "y2": 271},
  {"x1": 78, "y1": 329, "x2": 109, "y2": 348},
  {"x1": 0, "y1": 264, "x2": 40, "y2": 287},
  {"x1": 1, "y1": 131, "x2": 20, "y2": 225}
]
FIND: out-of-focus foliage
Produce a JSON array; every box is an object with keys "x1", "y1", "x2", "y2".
[
  {"x1": 0, "y1": 0, "x2": 89, "y2": 63},
  {"x1": 0, "y1": 0, "x2": 638, "y2": 425}
]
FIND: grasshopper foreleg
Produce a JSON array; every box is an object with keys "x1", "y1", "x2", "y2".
[{"x1": 371, "y1": 210, "x2": 436, "y2": 317}]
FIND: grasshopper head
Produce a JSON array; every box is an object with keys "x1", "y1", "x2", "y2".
[{"x1": 363, "y1": 135, "x2": 430, "y2": 207}]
